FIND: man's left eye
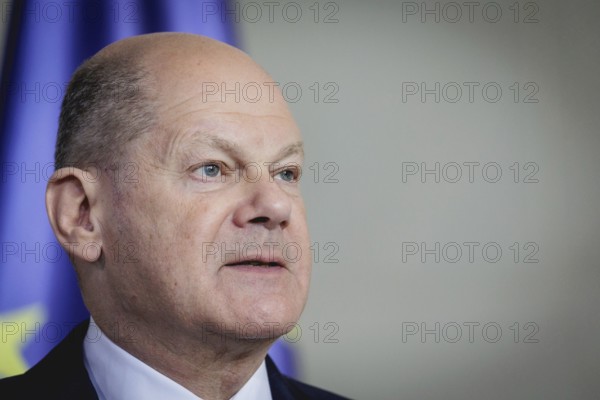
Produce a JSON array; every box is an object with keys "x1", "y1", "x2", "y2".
[
  {"x1": 278, "y1": 169, "x2": 298, "y2": 182},
  {"x1": 196, "y1": 164, "x2": 221, "y2": 178}
]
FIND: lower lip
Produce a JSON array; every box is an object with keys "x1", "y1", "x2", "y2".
[{"x1": 224, "y1": 264, "x2": 285, "y2": 273}]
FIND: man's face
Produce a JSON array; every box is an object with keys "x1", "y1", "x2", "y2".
[{"x1": 97, "y1": 45, "x2": 311, "y2": 343}]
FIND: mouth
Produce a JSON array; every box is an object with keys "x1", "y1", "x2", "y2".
[{"x1": 224, "y1": 259, "x2": 285, "y2": 269}]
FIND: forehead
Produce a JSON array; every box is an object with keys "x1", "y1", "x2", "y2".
[
  {"x1": 144, "y1": 49, "x2": 300, "y2": 156},
  {"x1": 159, "y1": 112, "x2": 303, "y2": 162}
]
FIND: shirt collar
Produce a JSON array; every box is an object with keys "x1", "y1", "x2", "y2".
[{"x1": 83, "y1": 317, "x2": 272, "y2": 400}]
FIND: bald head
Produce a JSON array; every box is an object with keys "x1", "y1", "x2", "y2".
[{"x1": 55, "y1": 33, "x2": 282, "y2": 171}]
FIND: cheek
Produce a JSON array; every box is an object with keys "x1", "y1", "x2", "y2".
[
  {"x1": 104, "y1": 185, "x2": 193, "y2": 274},
  {"x1": 177, "y1": 199, "x2": 232, "y2": 253},
  {"x1": 139, "y1": 193, "x2": 237, "y2": 296}
]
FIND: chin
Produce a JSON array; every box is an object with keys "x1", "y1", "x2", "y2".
[{"x1": 231, "y1": 297, "x2": 304, "y2": 340}]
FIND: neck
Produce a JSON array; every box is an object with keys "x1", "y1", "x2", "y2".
[{"x1": 92, "y1": 315, "x2": 274, "y2": 400}]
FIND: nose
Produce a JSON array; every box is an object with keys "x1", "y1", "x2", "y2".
[{"x1": 232, "y1": 173, "x2": 293, "y2": 231}]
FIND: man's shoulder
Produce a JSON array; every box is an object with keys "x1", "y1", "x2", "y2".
[
  {"x1": 0, "y1": 320, "x2": 98, "y2": 399},
  {"x1": 0, "y1": 373, "x2": 27, "y2": 397},
  {"x1": 0, "y1": 370, "x2": 96, "y2": 399},
  {"x1": 265, "y1": 356, "x2": 351, "y2": 400}
]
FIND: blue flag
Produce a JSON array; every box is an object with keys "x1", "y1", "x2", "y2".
[{"x1": 0, "y1": 0, "x2": 295, "y2": 378}]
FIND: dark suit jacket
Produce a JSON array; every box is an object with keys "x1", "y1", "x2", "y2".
[{"x1": 0, "y1": 320, "x2": 349, "y2": 400}]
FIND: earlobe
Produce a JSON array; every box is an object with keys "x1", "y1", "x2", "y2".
[{"x1": 46, "y1": 167, "x2": 103, "y2": 263}]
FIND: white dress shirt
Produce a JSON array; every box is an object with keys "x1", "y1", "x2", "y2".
[{"x1": 83, "y1": 318, "x2": 272, "y2": 400}]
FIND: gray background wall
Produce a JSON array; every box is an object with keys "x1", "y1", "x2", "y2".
[
  {"x1": 236, "y1": 1, "x2": 600, "y2": 399},
  {"x1": 2, "y1": 1, "x2": 599, "y2": 399}
]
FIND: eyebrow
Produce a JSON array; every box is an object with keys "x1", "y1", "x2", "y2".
[
  {"x1": 189, "y1": 133, "x2": 304, "y2": 161},
  {"x1": 277, "y1": 141, "x2": 305, "y2": 160}
]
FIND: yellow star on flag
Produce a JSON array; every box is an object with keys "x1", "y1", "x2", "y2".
[{"x1": 0, "y1": 304, "x2": 45, "y2": 378}]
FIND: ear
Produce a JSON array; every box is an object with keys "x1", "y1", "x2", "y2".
[{"x1": 46, "y1": 167, "x2": 104, "y2": 264}]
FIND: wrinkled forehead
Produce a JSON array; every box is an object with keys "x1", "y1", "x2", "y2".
[{"x1": 137, "y1": 42, "x2": 301, "y2": 161}]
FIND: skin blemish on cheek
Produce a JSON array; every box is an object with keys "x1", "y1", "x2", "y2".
[{"x1": 128, "y1": 295, "x2": 139, "y2": 306}]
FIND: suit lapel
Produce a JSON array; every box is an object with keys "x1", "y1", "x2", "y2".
[{"x1": 266, "y1": 355, "x2": 305, "y2": 400}]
